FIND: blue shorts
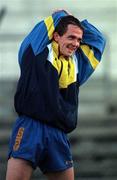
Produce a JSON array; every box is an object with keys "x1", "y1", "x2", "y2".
[{"x1": 8, "y1": 116, "x2": 73, "y2": 173}]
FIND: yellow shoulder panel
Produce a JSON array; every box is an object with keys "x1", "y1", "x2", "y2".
[
  {"x1": 80, "y1": 45, "x2": 99, "y2": 69},
  {"x1": 44, "y1": 16, "x2": 55, "y2": 40}
]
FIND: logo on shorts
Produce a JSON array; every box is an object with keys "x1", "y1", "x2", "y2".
[{"x1": 13, "y1": 127, "x2": 24, "y2": 151}]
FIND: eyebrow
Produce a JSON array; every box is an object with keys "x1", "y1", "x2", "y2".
[{"x1": 68, "y1": 35, "x2": 82, "y2": 41}]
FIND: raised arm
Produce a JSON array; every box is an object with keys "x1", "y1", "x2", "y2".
[{"x1": 76, "y1": 20, "x2": 106, "y2": 85}]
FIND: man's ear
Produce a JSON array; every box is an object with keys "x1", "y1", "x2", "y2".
[{"x1": 53, "y1": 32, "x2": 60, "y2": 42}]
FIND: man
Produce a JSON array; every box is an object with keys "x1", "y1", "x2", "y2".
[{"x1": 6, "y1": 10, "x2": 106, "y2": 180}]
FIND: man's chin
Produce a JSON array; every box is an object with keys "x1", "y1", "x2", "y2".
[
  {"x1": 63, "y1": 54, "x2": 72, "y2": 59},
  {"x1": 61, "y1": 51, "x2": 74, "y2": 58},
  {"x1": 67, "y1": 52, "x2": 74, "y2": 57}
]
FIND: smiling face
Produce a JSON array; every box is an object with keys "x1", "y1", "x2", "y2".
[{"x1": 53, "y1": 24, "x2": 83, "y2": 58}]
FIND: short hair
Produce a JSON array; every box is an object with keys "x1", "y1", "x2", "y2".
[{"x1": 54, "y1": 15, "x2": 84, "y2": 36}]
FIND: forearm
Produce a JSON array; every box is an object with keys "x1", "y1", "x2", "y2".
[{"x1": 77, "y1": 20, "x2": 106, "y2": 85}]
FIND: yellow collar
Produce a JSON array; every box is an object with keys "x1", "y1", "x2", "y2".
[{"x1": 52, "y1": 41, "x2": 59, "y2": 58}]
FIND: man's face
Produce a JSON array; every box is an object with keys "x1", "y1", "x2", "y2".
[{"x1": 53, "y1": 24, "x2": 83, "y2": 57}]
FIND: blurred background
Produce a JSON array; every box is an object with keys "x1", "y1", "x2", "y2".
[{"x1": 0, "y1": 0, "x2": 117, "y2": 179}]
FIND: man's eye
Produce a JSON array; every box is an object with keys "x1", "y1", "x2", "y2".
[{"x1": 68, "y1": 37, "x2": 73, "y2": 40}]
